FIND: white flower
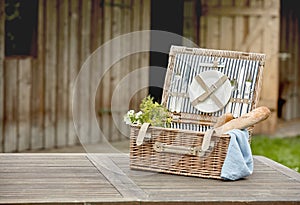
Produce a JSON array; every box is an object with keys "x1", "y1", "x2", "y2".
[
  {"x1": 123, "y1": 114, "x2": 131, "y2": 125},
  {"x1": 128, "y1": 110, "x2": 135, "y2": 116},
  {"x1": 124, "y1": 110, "x2": 142, "y2": 125},
  {"x1": 135, "y1": 111, "x2": 143, "y2": 118}
]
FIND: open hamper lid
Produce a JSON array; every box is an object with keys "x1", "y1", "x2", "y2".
[{"x1": 161, "y1": 46, "x2": 266, "y2": 132}]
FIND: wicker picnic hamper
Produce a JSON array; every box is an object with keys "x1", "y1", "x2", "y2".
[{"x1": 130, "y1": 46, "x2": 266, "y2": 179}]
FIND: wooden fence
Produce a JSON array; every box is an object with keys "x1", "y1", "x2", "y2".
[{"x1": 0, "y1": 0, "x2": 150, "y2": 152}]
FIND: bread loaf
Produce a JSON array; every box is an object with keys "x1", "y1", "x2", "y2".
[
  {"x1": 214, "y1": 106, "x2": 271, "y2": 135},
  {"x1": 214, "y1": 113, "x2": 234, "y2": 128}
]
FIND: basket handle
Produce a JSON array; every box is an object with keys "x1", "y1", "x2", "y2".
[{"x1": 153, "y1": 141, "x2": 203, "y2": 156}]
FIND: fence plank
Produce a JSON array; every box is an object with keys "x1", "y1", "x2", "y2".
[
  {"x1": 101, "y1": 0, "x2": 112, "y2": 141},
  {"x1": 119, "y1": 0, "x2": 133, "y2": 139},
  {"x1": 18, "y1": 58, "x2": 32, "y2": 151},
  {"x1": 77, "y1": 0, "x2": 92, "y2": 144},
  {"x1": 130, "y1": 0, "x2": 141, "y2": 111},
  {"x1": 56, "y1": 0, "x2": 69, "y2": 147},
  {"x1": 294, "y1": 17, "x2": 300, "y2": 118},
  {"x1": 68, "y1": 0, "x2": 80, "y2": 146},
  {"x1": 90, "y1": 0, "x2": 103, "y2": 143},
  {"x1": 44, "y1": 0, "x2": 57, "y2": 149},
  {"x1": 278, "y1": 4, "x2": 288, "y2": 120},
  {"x1": 0, "y1": 0, "x2": 5, "y2": 152},
  {"x1": 205, "y1": 0, "x2": 220, "y2": 49},
  {"x1": 4, "y1": 59, "x2": 18, "y2": 152},
  {"x1": 183, "y1": 0, "x2": 195, "y2": 42},
  {"x1": 140, "y1": 0, "x2": 150, "y2": 100},
  {"x1": 31, "y1": 0, "x2": 46, "y2": 150},
  {"x1": 220, "y1": 0, "x2": 233, "y2": 50},
  {"x1": 31, "y1": 0, "x2": 45, "y2": 150},
  {"x1": 110, "y1": 0, "x2": 122, "y2": 141},
  {"x1": 287, "y1": 8, "x2": 296, "y2": 120},
  {"x1": 233, "y1": 0, "x2": 246, "y2": 50},
  {"x1": 199, "y1": 1, "x2": 206, "y2": 47}
]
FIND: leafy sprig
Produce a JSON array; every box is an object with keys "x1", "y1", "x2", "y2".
[{"x1": 124, "y1": 96, "x2": 171, "y2": 127}]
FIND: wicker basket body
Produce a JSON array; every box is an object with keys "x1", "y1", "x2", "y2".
[{"x1": 129, "y1": 46, "x2": 266, "y2": 179}]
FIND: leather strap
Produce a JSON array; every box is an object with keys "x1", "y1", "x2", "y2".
[
  {"x1": 201, "y1": 129, "x2": 214, "y2": 151},
  {"x1": 191, "y1": 75, "x2": 228, "y2": 108},
  {"x1": 136, "y1": 123, "x2": 151, "y2": 146}
]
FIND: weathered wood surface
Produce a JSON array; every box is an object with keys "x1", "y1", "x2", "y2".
[{"x1": 0, "y1": 154, "x2": 299, "y2": 204}]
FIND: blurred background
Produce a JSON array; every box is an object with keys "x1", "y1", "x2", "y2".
[{"x1": 0, "y1": 0, "x2": 299, "y2": 162}]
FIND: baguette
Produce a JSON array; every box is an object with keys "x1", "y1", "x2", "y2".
[
  {"x1": 214, "y1": 106, "x2": 271, "y2": 135},
  {"x1": 214, "y1": 113, "x2": 234, "y2": 128}
]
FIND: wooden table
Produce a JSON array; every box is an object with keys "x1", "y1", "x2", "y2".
[{"x1": 0, "y1": 153, "x2": 299, "y2": 204}]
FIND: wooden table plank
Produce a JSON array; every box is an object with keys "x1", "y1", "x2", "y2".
[
  {"x1": 0, "y1": 154, "x2": 123, "y2": 204},
  {"x1": 0, "y1": 153, "x2": 299, "y2": 205}
]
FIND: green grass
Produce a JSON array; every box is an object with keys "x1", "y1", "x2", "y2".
[{"x1": 251, "y1": 135, "x2": 300, "y2": 173}]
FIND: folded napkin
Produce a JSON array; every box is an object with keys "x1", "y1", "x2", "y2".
[{"x1": 221, "y1": 129, "x2": 253, "y2": 180}]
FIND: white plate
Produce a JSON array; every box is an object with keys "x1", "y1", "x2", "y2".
[{"x1": 188, "y1": 70, "x2": 231, "y2": 113}]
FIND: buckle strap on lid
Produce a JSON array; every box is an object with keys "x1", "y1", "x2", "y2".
[{"x1": 191, "y1": 75, "x2": 228, "y2": 108}]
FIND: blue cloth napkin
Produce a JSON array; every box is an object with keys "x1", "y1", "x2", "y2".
[{"x1": 221, "y1": 129, "x2": 253, "y2": 180}]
